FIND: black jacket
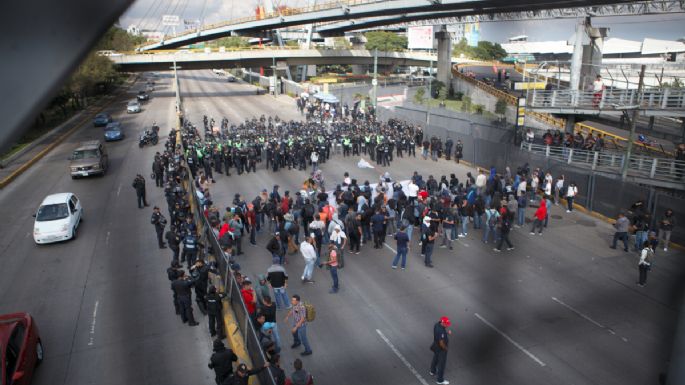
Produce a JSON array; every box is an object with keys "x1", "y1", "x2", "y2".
[
  {"x1": 206, "y1": 292, "x2": 225, "y2": 315},
  {"x1": 209, "y1": 347, "x2": 238, "y2": 382},
  {"x1": 171, "y1": 278, "x2": 194, "y2": 297}
]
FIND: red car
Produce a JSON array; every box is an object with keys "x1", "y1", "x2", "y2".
[{"x1": 1, "y1": 313, "x2": 43, "y2": 385}]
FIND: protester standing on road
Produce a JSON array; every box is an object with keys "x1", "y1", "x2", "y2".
[
  {"x1": 289, "y1": 358, "x2": 313, "y2": 385},
  {"x1": 659, "y1": 209, "x2": 676, "y2": 252},
  {"x1": 494, "y1": 209, "x2": 514, "y2": 252},
  {"x1": 208, "y1": 340, "x2": 237, "y2": 384},
  {"x1": 422, "y1": 216, "x2": 437, "y2": 268},
  {"x1": 267, "y1": 261, "x2": 290, "y2": 310},
  {"x1": 637, "y1": 241, "x2": 653, "y2": 287},
  {"x1": 151, "y1": 206, "x2": 167, "y2": 248},
  {"x1": 285, "y1": 295, "x2": 312, "y2": 356},
  {"x1": 429, "y1": 316, "x2": 452, "y2": 385},
  {"x1": 566, "y1": 182, "x2": 578, "y2": 212},
  {"x1": 323, "y1": 243, "x2": 340, "y2": 293},
  {"x1": 610, "y1": 213, "x2": 630, "y2": 252},
  {"x1": 300, "y1": 236, "x2": 317, "y2": 283},
  {"x1": 391, "y1": 225, "x2": 410, "y2": 269},
  {"x1": 530, "y1": 199, "x2": 546, "y2": 236}
]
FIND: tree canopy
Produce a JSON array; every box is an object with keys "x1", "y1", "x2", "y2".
[
  {"x1": 364, "y1": 31, "x2": 407, "y2": 52},
  {"x1": 452, "y1": 38, "x2": 507, "y2": 61},
  {"x1": 96, "y1": 26, "x2": 146, "y2": 51}
]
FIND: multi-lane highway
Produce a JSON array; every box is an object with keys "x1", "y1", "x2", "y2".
[{"x1": 0, "y1": 69, "x2": 683, "y2": 385}]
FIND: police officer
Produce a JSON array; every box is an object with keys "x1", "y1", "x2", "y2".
[
  {"x1": 171, "y1": 270, "x2": 199, "y2": 326},
  {"x1": 165, "y1": 225, "x2": 181, "y2": 263},
  {"x1": 166, "y1": 261, "x2": 182, "y2": 314},
  {"x1": 151, "y1": 206, "x2": 167, "y2": 249},
  {"x1": 152, "y1": 153, "x2": 164, "y2": 187},
  {"x1": 208, "y1": 340, "x2": 237, "y2": 384},
  {"x1": 182, "y1": 232, "x2": 198, "y2": 270},
  {"x1": 190, "y1": 259, "x2": 219, "y2": 313},
  {"x1": 132, "y1": 174, "x2": 149, "y2": 209},
  {"x1": 206, "y1": 285, "x2": 226, "y2": 338}
]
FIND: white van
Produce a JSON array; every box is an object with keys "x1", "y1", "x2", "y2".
[{"x1": 33, "y1": 193, "x2": 83, "y2": 244}]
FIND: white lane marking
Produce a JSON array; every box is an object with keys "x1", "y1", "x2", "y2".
[
  {"x1": 88, "y1": 300, "x2": 99, "y2": 346},
  {"x1": 116, "y1": 184, "x2": 122, "y2": 196},
  {"x1": 376, "y1": 329, "x2": 430, "y2": 385},
  {"x1": 551, "y1": 297, "x2": 625, "y2": 341},
  {"x1": 474, "y1": 313, "x2": 547, "y2": 367},
  {"x1": 463, "y1": 243, "x2": 470, "y2": 248},
  {"x1": 383, "y1": 242, "x2": 397, "y2": 254},
  {"x1": 105, "y1": 231, "x2": 110, "y2": 245}
]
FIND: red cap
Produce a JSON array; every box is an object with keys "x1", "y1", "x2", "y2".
[{"x1": 440, "y1": 316, "x2": 451, "y2": 327}]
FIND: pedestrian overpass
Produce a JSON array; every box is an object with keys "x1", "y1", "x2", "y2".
[{"x1": 110, "y1": 49, "x2": 451, "y2": 72}]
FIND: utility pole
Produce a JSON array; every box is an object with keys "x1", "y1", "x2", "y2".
[
  {"x1": 372, "y1": 48, "x2": 378, "y2": 110},
  {"x1": 621, "y1": 64, "x2": 646, "y2": 181},
  {"x1": 428, "y1": 58, "x2": 433, "y2": 98},
  {"x1": 272, "y1": 53, "x2": 277, "y2": 98}
]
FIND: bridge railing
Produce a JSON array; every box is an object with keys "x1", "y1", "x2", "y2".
[
  {"x1": 519, "y1": 142, "x2": 685, "y2": 183},
  {"x1": 529, "y1": 88, "x2": 685, "y2": 110},
  {"x1": 573, "y1": 122, "x2": 669, "y2": 156}
]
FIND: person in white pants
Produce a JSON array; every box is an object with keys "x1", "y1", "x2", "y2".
[{"x1": 300, "y1": 235, "x2": 317, "y2": 283}]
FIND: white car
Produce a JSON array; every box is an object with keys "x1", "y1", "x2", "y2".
[
  {"x1": 126, "y1": 100, "x2": 141, "y2": 113},
  {"x1": 33, "y1": 193, "x2": 83, "y2": 244}
]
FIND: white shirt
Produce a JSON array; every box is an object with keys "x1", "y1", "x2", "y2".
[
  {"x1": 593, "y1": 79, "x2": 604, "y2": 92},
  {"x1": 407, "y1": 182, "x2": 419, "y2": 198},
  {"x1": 544, "y1": 182, "x2": 552, "y2": 196},
  {"x1": 566, "y1": 185, "x2": 578, "y2": 197},
  {"x1": 311, "y1": 152, "x2": 319, "y2": 163},
  {"x1": 300, "y1": 241, "x2": 317, "y2": 262},
  {"x1": 517, "y1": 181, "x2": 527, "y2": 197},
  {"x1": 475, "y1": 174, "x2": 487, "y2": 188},
  {"x1": 555, "y1": 179, "x2": 564, "y2": 190},
  {"x1": 330, "y1": 230, "x2": 347, "y2": 244}
]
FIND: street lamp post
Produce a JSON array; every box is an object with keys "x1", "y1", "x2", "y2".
[{"x1": 372, "y1": 48, "x2": 378, "y2": 110}]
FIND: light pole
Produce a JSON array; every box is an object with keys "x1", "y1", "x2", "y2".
[
  {"x1": 621, "y1": 65, "x2": 646, "y2": 181},
  {"x1": 372, "y1": 48, "x2": 378, "y2": 110}
]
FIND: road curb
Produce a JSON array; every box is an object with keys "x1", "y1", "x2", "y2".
[{"x1": 0, "y1": 76, "x2": 138, "y2": 189}]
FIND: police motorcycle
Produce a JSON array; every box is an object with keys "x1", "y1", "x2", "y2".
[{"x1": 139, "y1": 123, "x2": 159, "y2": 148}]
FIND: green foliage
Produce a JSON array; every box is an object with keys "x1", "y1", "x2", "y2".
[
  {"x1": 437, "y1": 86, "x2": 448, "y2": 103},
  {"x1": 454, "y1": 91, "x2": 464, "y2": 101},
  {"x1": 285, "y1": 40, "x2": 300, "y2": 47},
  {"x1": 461, "y1": 96, "x2": 472, "y2": 112},
  {"x1": 474, "y1": 104, "x2": 485, "y2": 115},
  {"x1": 664, "y1": 78, "x2": 683, "y2": 88},
  {"x1": 211, "y1": 36, "x2": 251, "y2": 49},
  {"x1": 495, "y1": 98, "x2": 508, "y2": 116},
  {"x1": 414, "y1": 87, "x2": 425, "y2": 104},
  {"x1": 364, "y1": 31, "x2": 407, "y2": 52},
  {"x1": 96, "y1": 26, "x2": 145, "y2": 51},
  {"x1": 452, "y1": 38, "x2": 507, "y2": 61}
]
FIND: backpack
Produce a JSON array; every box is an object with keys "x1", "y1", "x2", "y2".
[
  {"x1": 303, "y1": 204, "x2": 315, "y2": 218},
  {"x1": 487, "y1": 210, "x2": 498, "y2": 227},
  {"x1": 304, "y1": 302, "x2": 316, "y2": 322}
]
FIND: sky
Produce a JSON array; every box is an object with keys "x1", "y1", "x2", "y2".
[{"x1": 119, "y1": 0, "x2": 685, "y2": 43}]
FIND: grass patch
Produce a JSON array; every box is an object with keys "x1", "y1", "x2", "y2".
[{"x1": 422, "y1": 98, "x2": 498, "y2": 120}]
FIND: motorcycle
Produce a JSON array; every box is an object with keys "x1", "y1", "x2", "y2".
[{"x1": 139, "y1": 129, "x2": 158, "y2": 148}]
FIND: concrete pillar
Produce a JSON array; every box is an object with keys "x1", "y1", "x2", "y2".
[
  {"x1": 569, "y1": 18, "x2": 586, "y2": 91},
  {"x1": 436, "y1": 25, "x2": 452, "y2": 87},
  {"x1": 565, "y1": 115, "x2": 576, "y2": 135}
]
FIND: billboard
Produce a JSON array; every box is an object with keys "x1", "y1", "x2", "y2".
[
  {"x1": 407, "y1": 26, "x2": 434, "y2": 50},
  {"x1": 466, "y1": 22, "x2": 480, "y2": 47}
]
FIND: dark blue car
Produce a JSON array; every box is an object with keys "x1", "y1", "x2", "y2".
[
  {"x1": 93, "y1": 113, "x2": 112, "y2": 127},
  {"x1": 104, "y1": 122, "x2": 124, "y2": 141}
]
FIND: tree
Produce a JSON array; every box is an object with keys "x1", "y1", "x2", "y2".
[
  {"x1": 461, "y1": 96, "x2": 472, "y2": 112},
  {"x1": 495, "y1": 98, "x2": 508, "y2": 122},
  {"x1": 212, "y1": 36, "x2": 250, "y2": 49},
  {"x1": 414, "y1": 87, "x2": 425, "y2": 104},
  {"x1": 437, "y1": 86, "x2": 448, "y2": 107},
  {"x1": 331, "y1": 37, "x2": 351, "y2": 49},
  {"x1": 452, "y1": 38, "x2": 471, "y2": 58},
  {"x1": 364, "y1": 31, "x2": 407, "y2": 52},
  {"x1": 470, "y1": 41, "x2": 507, "y2": 61},
  {"x1": 96, "y1": 26, "x2": 145, "y2": 51}
]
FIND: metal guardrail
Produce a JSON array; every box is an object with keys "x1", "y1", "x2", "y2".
[
  {"x1": 519, "y1": 142, "x2": 685, "y2": 183},
  {"x1": 529, "y1": 89, "x2": 685, "y2": 111}
]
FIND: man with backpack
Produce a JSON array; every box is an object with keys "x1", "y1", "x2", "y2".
[
  {"x1": 284, "y1": 294, "x2": 313, "y2": 356},
  {"x1": 493, "y1": 208, "x2": 514, "y2": 252}
]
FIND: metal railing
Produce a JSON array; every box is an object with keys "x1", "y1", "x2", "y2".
[
  {"x1": 529, "y1": 88, "x2": 685, "y2": 111},
  {"x1": 574, "y1": 122, "x2": 670, "y2": 156},
  {"x1": 519, "y1": 142, "x2": 685, "y2": 183}
]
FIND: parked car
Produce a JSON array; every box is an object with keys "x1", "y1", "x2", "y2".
[
  {"x1": 126, "y1": 100, "x2": 141, "y2": 113},
  {"x1": 92, "y1": 113, "x2": 112, "y2": 127},
  {"x1": 137, "y1": 90, "x2": 149, "y2": 101},
  {"x1": 226, "y1": 75, "x2": 236, "y2": 82},
  {"x1": 104, "y1": 122, "x2": 124, "y2": 142},
  {"x1": 69, "y1": 140, "x2": 108, "y2": 178},
  {"x1": 33, "y1": 192, "x2": 83, "y2": 244},
  {"x1": 0, "y1": 312, "x2": 43, "y2": 385}
]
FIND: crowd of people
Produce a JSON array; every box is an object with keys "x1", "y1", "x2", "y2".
[{"x1": 140, "y1": 112, "x2": 677, "y2": 385}]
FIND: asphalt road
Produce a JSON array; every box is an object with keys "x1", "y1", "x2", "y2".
[
  {"x1": 0, "y1": 74, "x2": 216, "y2": 385},
  {"x1": 1, "y1": 68, "x2": 682, "y2": 385},
  {"x1": 179, "y1": 69, "x2": 685, "y2": 385}
]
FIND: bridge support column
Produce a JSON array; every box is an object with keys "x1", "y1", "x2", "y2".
[
  {"x1": 565, "y1": 115, "x2": 576, "y2": 135},
  {"x1": 436, "y1": 26, "x2": 452, "y2": 87}
]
